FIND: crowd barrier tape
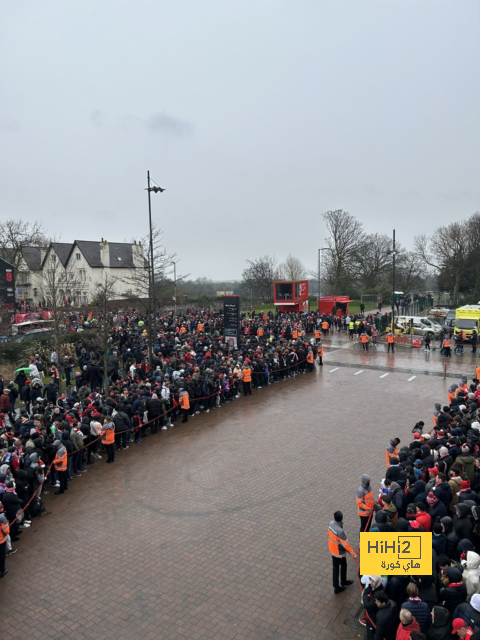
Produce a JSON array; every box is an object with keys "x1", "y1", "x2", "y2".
[
  {"x1": 9, "y1": 357, "x2": 315, "y2": 525},
  {"x1": 353, "y1": 511, "x2": 387, "y2": 639}
]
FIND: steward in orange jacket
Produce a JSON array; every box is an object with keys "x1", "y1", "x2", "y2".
[
  {"x1": 328, "y1": 511, "x2": 356, "y2": 594},
  {"x1": 356, "y1": 474, "x2": 374, "y2": 532}
]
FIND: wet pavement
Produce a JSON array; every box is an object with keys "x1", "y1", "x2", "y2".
[{"x1": 1, "y1": 341, "x2": 478, "y2": 640}]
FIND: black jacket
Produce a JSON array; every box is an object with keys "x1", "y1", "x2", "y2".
[
  {"x1": 426, "y1": 606, "x2": 451, "y2": 640},
  {"x1": 1, "y1": 491, "x2": 23, "y2": 521},
  {"x1": 146, "y1": 398, "x2": 163, "y2": 419},
  {"x1": 374, "y1": 600, "x2": 398, "y2": 640},
  {"x1": 440, "y1": 578, "x2": 467, "y2": 615},
  {"x1": 42, "y1": 383, "x2": 58, "y2": 402},
  {"x1": 113, "y1": 411, "x2": 132, "y2": 433}
]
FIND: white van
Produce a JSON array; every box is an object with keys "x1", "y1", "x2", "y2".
[{"x1": 393, "y1": 316, "x2": 441, "y2": 337}]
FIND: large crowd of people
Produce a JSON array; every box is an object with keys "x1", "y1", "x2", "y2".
[
  {"x1": 0, "y1": 306, "x2": 360, "y2": 578},
  {"x1": 329, "y1": 365, "x2": 480, "y2": 639}
]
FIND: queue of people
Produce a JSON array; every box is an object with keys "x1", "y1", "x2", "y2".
[
  {"x1": 0, "y1": 306, "x2": 340, "y2": 579},
  {"x1": 330, "y1": 366, "x2": 480, "y2": 639}
]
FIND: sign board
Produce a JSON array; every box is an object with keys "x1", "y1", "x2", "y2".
[
  {"x1": 217, "y1": 291, "x2": 233, "y2": 297},
  {"x1": 360, "y1": 532, "x2": 432, "y2": 575},
  {"x1": 223, "y1": 295, "x2": 239, "y2": 348},
  {"x1": 0, "y1": 258, "x2": 15, "y2": 310}
]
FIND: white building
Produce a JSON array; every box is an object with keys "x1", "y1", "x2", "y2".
[{"x1": 16, "y1": 240, "x2": 146, "y2": 306}]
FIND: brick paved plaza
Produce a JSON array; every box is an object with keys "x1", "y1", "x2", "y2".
[{"x1": 1, "y1": 346, "x2": 469, "y2": 640}]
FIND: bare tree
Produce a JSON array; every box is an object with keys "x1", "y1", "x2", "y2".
[
  {"x1": 0, "y1": 220, "x2": 46, "y2": 276},
  {"x1": 355, "y1": 233, "x2": 394, "y2": 291},
  {"x1": 123, "y1": 226, "x2": 179, "y2": 367},
  {"x1": 242, "y1": 255, "x2": 277, "y2": 303},
  {"x1": 91, "y1": 275, "x2": 118, "y2": 395},
  {"x1": 414, "y1": 222, "x2": 469, "y2": 305},
  {"x1": 276, "y1": 255, "x2": 307, "y2": 281},
  {"x1": 395, "y1": 250, "x2": 427, "y2": 294},
  {"x1": 322, "y1": 210, "x2": 365, "y2": 293}
]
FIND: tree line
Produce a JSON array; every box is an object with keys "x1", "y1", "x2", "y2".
[{"x1": 240, "y1": 209, "x2": 480, "y2": 305}]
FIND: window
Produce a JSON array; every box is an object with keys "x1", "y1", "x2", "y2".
[
  {"x1": 79, "y1": 269, "x2": 86, "y2": 281},
  {"x1": 76, "y1": 253, "x2": 81, "y2": 260},
  {"x1": 33, "y1": 288, "x2": 38, "y2": 297}
]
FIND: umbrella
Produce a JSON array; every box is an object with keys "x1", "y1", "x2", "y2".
[{"x1": 15, "y1": 367, "x2": 32, "y2": 374}]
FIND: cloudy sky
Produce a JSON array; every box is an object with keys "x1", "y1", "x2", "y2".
[{"x1": 1, "y1": 0, "x2": 479, "y2": 279}]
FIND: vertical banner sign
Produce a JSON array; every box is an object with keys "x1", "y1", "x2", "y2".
[
  {"x1": 223, "y1": 295, "x2": 240, "y2": 348},
  {"x1": 360, "y1": 533, "x2": 431, "y2": 575},
  {"x1": 0, "y1": 258, "x2": 15, "y2": 310}
]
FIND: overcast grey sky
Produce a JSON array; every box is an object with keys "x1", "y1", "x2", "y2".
[{"x1": 1, "y1": 1, "x2": 479, "y2": 280}]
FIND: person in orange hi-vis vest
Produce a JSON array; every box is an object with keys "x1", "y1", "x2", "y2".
[
  {"x1": 179, "y1": 388, "x2": 190, "y2": 423},
  {"x1": 328, "y1": 511, "x2": 356, "y2": 594},
  {"x1": 306, "y1": 351, "x2": 314, "y2": 372},
  {"x1": 356, "y1": 474, "x2": 374, "y2": 532},
  {"x1": 387, "y1": 332, "x2": 395, "y2": 353},
  {"x1": 101, "y1": 418, "x2": 115, "y2": 464},
  {"x1": 53, "y1": 440, "x2": 68, "y2": 494},
  {"x1": 385, "y1": 437, "x2": 400, "y2": 468},
  {"x1": 317, "y1": 343, "x2": 324, "y2": 366},
  {"x1": 241, "y1": 366, "x2": 252, "y2": 396},
  {"x1": 314, "y1": 329, "x2": 321, "y2": 344}
]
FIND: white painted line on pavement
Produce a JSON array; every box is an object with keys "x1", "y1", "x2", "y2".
[
  {"x1": 354, "y1": 370, "x2": 364, "y2": 375},
  {"x1": 329, "y1": 368, "x2": 339, "y2": 373},
  {"x1": 408, "y1": 376, "x2": 417, "y2": 382},
  {"x1": 379, "y1": 373, "x2": 389, "y2": 378}
]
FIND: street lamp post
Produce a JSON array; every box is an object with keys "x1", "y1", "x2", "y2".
[
  {"x1": 145, "y1": 170, "x2": 165, "y2": 367},
  {"x1": 318, "y1": 247, "x2": 329, "y2": 299},
  {"x1": 171, "y1": 260, "x2": 177, "y2": 317},
  {"x1": 392, "y1": 229, "x2": 396, "y2": 320}
]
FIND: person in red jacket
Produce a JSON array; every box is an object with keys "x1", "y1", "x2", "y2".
[
  {"x1": 396, "y1": 609, "x2": 420, "y2": 639},
  {"x1": 415, "y1": 503, "x2": 432, "y2": 532},
  {"x1": 0, "y1": 390, "x2": 11, "y2": 414}
]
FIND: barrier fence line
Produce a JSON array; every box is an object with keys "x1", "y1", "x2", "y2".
[
  {"x1": 9, "y1": 357, "x2": 315, "y2": 525},
  {"x1": 353, "y1": 511, "x2": 387, "y2": 639}
]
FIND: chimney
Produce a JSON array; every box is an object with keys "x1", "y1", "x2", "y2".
[{"x1": 100, "y1": 240, "x2": 110, "y2": 268}]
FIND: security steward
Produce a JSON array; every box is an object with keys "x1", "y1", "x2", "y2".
[
  {"x1": 321, "y1": 320, "x2": 329, "y2": 336},
  {"x1": 241, "y1": 365, "x2": 252, "y2": 396},
  {"x1": 356, "y1": 474, "x2": 374, "y2": 532},
  {"x1": 317, "y1": 342, "x2": 324, "y2": 366},
  {"x1": 314, "y1": 329, "x2": 321, "y2": 344},
  {"x1": 443, "y1": 336, "x2": 451, "y2": 358},
  {"x1": 349, "y1": 320, "x2": 354, "y2": 339},
  {"x1": 102, "y1": 417, "x2": 116, "y2": 464},
  {"x1": 385, "y1": 437, "x2": 400, "y2": 468},
  {"x1": 387, "y1": 331, "x2": 395, "y2": 353},
  {"x1": 53, "y1": 440, "x2": 68, "y2": 494},
  {"x1": 179, "y1": 387, "x2": 190, "y2": 423},
  {"x1": 328, "y1": 510, "x2": 356, "y2": 594},
  {"x1": 306, "y1": 350, "x2": 314, "y2": 372},
  {"x1": 361, "y1": 332, "x2": 369, "y2": 351}
]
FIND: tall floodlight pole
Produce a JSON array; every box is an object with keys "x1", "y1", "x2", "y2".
[{"x1": 145, "y1": 170, "x2": 165, "y2": 368}]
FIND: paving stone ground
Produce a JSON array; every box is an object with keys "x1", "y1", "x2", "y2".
[{"x1": 1, "y1": 346, "x2": 476, "y2": 640}]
